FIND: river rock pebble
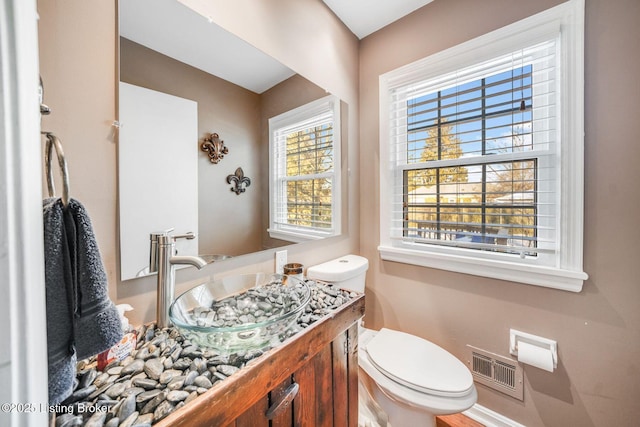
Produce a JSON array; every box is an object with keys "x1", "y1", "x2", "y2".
[
  {"x1": 119, "y1": 411, "x2": 139, "y2": 427},
  {"x1": 153, "y1": 400, "x2": 175, "y2": 422},
  {"x1": 133, "y1": 413, "x2": 154, "y2": 426},
  {"x1": 143, "y1": 358, "x2": 164, "y2": 380},
  {"x1": 83, "y1": 411, "x2": 106, "y2": 427},
  {"x1": 121, "y1": 359, "x2": 145, "y2": 376},
  {"x1": 117, "y1": 394, "x2": 137, "y2": 421},
  {"x1": 53, "y1": 279, "x2": 354, "y2": 426}
]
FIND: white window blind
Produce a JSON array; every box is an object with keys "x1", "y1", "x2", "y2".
[
  {"x1": 269, "y1": 96, "x2": 341, "y2": 241},
  {"x1": 378, "y1": 0, "x2": 587, "y2": 291},
  {"x1": 389, "y1": 41, "x2": 557, "y2": 259}
]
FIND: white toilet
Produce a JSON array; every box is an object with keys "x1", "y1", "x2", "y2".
[{"x1": 307, "y1": 255, "x2": 477, "y2": 427}]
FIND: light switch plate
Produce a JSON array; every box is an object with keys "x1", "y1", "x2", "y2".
[{"x1": 275, "y1": 250, "x2": 287, "y2": 274}]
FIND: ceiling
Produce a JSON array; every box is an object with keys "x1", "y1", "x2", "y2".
[
  {"x1": 120, "y1": 0, "x2": 433, "y2": 93},
  {"x1": 120, "y1": 0, "x2": 296, "y2": 94},
  {"x1": 322, "y1": 0, "x2": 434, "y2": 39}
]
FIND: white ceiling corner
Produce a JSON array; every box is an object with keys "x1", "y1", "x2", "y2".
[
  {"x1": 322, "y1": 0, "x2": 434, "y2": 39},
  {"x1": 120, "y1": 0, "x2": 295, "y2": 93}
]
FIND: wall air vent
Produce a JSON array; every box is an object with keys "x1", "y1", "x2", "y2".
[{"x1": 466, "y1": 345, "x2": 523, "y2": 401}]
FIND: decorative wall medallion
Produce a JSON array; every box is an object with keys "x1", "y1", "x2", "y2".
[
  {"x1": 227, "y1": 167, "x2": 251, "y2": 195},
  {"x1": 200, "y1": 132, "x2": 228, "y2": 164}
]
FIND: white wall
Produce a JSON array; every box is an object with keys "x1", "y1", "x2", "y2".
[{"x1": 0, "y1": 0, "x2": 49, "y2": 425}]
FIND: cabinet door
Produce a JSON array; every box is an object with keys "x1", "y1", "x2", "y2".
[{"x1": 235, "y1": 325, "x2": 358, "y2": 427}]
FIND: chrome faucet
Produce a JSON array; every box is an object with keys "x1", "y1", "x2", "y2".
[{"x1": 150, "y1": 230, "x2": 207, "y2": 328}]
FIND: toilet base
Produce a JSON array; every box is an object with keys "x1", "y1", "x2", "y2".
[{"x1": 359, "y1": 367, "x2": 437, "y2": 427}]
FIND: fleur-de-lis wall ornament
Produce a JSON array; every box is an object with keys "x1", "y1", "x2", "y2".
[
  {"x1": 227, "y1": 167, "x2": 251, "y2": 195},
  {"x1": 200, "y1": 132, "x2": 228, "y2": 164}
]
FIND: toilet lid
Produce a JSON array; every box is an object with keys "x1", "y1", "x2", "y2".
[{"x1": 365, "y1": 328, "x2": 473, "y2": 397}]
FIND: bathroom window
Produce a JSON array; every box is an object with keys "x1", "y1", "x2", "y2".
[
  {"x1": 379, "y1": 0, "x2": 587, "y2": 291},
  {"x1": 269, "y1": 95, "x2": 341, "y2": 242}
]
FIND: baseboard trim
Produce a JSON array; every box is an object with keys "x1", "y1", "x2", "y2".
[{"x1": 463, "y1": 404, "x2": 526, "y2": 427}]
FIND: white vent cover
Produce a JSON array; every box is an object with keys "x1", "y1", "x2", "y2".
[{"x1": 467, "y1": 345, "x2": 523, "y2": 401}]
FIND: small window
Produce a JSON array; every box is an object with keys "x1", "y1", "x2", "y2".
[
  {"x1": 269, "y1": 95, "x2": 341, "y2": 242},
  {"x1": 379, "y1": 0, "x2": 587, "y2": 291}
]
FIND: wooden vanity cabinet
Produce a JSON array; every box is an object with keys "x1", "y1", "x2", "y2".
[{"x1": 157, "y1": 294, "x2": 365, "y2": 427}]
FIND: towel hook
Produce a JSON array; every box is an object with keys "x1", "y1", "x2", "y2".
[{"x1": 43, "y1": 132, "x2": 70, "y2": 207}]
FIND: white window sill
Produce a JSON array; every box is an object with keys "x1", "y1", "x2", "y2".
[
  {"x1": 268, "y1": 228, "x2": 335, "y2": 243},
  {"x1": 378, "y1": 245, "x2": 587, "y2": 292}
]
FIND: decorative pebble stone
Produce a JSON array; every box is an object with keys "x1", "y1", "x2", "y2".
[
  {"x1": 106, "y1": 366, "x2": 123, "y2": 376},
  {"x1": 117, "y1": 393, "x2": 137, "y2": 421},
  {"x1": 121, "y1": 387, "x2": 145, "y2": 399},
  {"x1": 136, "y1": 389, "x2": 162, "y2": 404},
  {"x1": 83, "y1": 411, "x2": 106, "y2": 427},
  {"x1": 172, "y1": 358, "x2": 191, "y2": 370},
  {"x1": 153, "y1": 400, "x2": 175, "y2": 422},
  {"x1": 184, "y1": 391, "x2": 199, "y2": 405},
  {"x1": 62, "y1": 385, "x2": 96, "y2": 404},
  {"x1": 88, "y1": 384, "x2": 112, "y2": 400},
  {"x1": 183, "y1": 370, "x2": 199, "y2": 386},
  {"x1": 119, "y1": 411, "x2": 140, "y2": 427},
  {"x1": 143, "y1": 358, "x2": 164, "y2": 380},
  {"x1": 216, "y1": 365, "x2": 239, "y2": 376},
  {"x1": 132, "y1": 413, "x2": 154, "y2": 426},
  {"x1": 213, "y1": 372, "x2": 227, "y2": 381},
  {"x1": 166, "y1": 390, "x2": 189, "y2": 403},
  {"x1": 133, "y1": 378, "x2": 158, "y2": 390},
  {"x1": 78, "y1": 369, "x2": 98, "y2": 390},
  {"x1": 94, "y1": 399, "x2": 119, "y2": 411},
  {"x1": 166, "y1": 376, "x2": 185, "y2": 390},
  {"x1": 170, "y1": 347, "x2": 182, "y2": 361},
  {"x1": 190, "y1": 358, "x2": 207, "y2": 373},
  {"x1": 144, "y1": 326, "x2": 155, "y2": 343},
  {"x1": 121, "y1": 359, "x2": 145, "y2": 376},
  {"x1": 56, "y1": 413, "x2": 83, "y2": 427},
  {"x1": 104, "y1": 417, "x2": 119, "y2": 427},
  {"x1": 93, "y1": 372, "x2": 110, "y2": 388},
  {"x1": 180, "y1": 345, "x2": 202, "y2": 358},
  {"x1": 141, "y1": 390, "x2": 167, "y2": 415},
  {"x1": 193, "y1": 375, "x2": 212, "y2": 389},
  {"x1": 159, "y1": 369, "x2": 182, "y2": 385},
  {"x1": 105, "y1": 382, "x2": 126, "y2": 399}
]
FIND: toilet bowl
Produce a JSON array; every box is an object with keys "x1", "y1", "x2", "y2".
[{"x1": 307, "y1": 255, "x2": 477, "y2": 427}]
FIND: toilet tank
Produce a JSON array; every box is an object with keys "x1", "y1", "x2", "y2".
[{"x1": 307, "y1": 255, "x2": 369, "y2": 293}]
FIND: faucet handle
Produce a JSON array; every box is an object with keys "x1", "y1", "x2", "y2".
[
  {"x1": 150, "y1": 228, "x2": 175, "y2": 239},
  {"x1": 172, "y1": 232, "x2": 196, "y2": 241}
]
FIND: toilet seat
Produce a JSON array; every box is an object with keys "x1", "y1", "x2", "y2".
[{"x1": 365, "y1": 328, "x2": 473, "y2": 398}]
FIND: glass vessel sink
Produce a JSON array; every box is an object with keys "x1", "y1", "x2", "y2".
[
  {"x1": 169, "y1": 273, "x2": 310, "y2": 354},
  {"x1": 200, "y1": 254, "x2": 232, "y2": 263}
]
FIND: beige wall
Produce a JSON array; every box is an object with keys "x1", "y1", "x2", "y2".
[
  {"x1": 37, "y1": 0, "x2": 359, "y2": 326},
  {"x1": 359, "y1": 0, "x2": 640, "y2": 426}
]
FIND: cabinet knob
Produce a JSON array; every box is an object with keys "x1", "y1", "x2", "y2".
[{"x1": 265, "y1": 382, "x2": 299, "y2": 420}]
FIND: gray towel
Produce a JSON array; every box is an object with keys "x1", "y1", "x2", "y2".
[
  {"x1": 64, "y1": 199, "x2": 122, "y2": 360},
  {"x1": 43, "y1": 198, "x2": 77, "y2": 405},
  {"x1": 43, "y1": 198, "x2": 122, "y2": 404}
]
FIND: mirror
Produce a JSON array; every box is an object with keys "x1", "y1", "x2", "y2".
[{"x1": 118, "y1": 0, "x2": 346, "y2": 280}]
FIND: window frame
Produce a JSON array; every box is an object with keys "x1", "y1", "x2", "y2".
[
  {"x1": 269, "y1": 95, "x2": 341, "y2": 242},
  {"x1": 378, "y1": 0, "x2": 587, "y2": 292}
]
